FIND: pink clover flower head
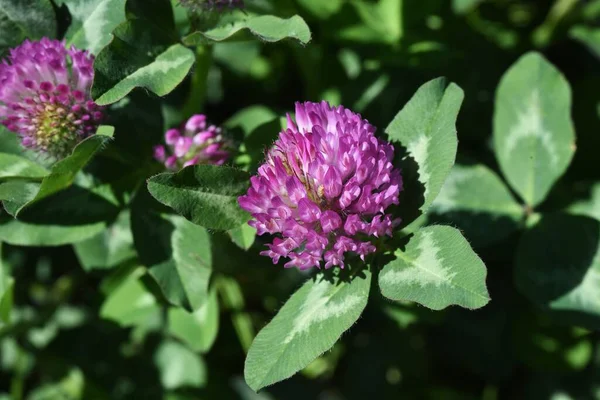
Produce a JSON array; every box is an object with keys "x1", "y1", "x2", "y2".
[
  {"x1": 178, "y1": 0, "x2": 244, "y2": 11},
  {"x1": 238, "y1": 101, "x2": 403, "y2": 270},
  {"x1": 0, "y1": 38, "x2": 104, "y2": 158},
  {"x1": 154, "y1": 114, "x2": 232, "y2": 170}
]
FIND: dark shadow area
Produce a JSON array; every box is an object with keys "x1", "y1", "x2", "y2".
[
  {"x1": 434, "y1": 303, "x2": 514, "y2": 383},
  {"x1": 315, "y1": 257, "x2": 369, "y2": 285},
  {"x1": 105, "y1": 92, "x2": 165, "y2": 166},
  {"x1": 18, "y1": 185, "x2": 120, "y2": 226},
  {"x1": 515, "y1": 213, "x2": 600, "y2": 313},
  {"x1": 46, "y1": 321, "x2": 164, "y2": 400},
  {"x1": 428, "y1": 210, "x2": 522, "y2": 249},
  {"x1": 385, "y1": 140, "x2": 427, "y2": 230},
  {"x1": 425, "y1": 156, "x2": 524, "y2": 249},
  {"x1": 129, "y1": 187, "x2": 197, "y2": 311},
  {"x1": 244, "y1": 118, "x2": 281, "y2": 171}
]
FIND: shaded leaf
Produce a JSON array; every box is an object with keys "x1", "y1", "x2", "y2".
[
  {"x1": 0, "y1": 126, "x2": 22, "y2": 154},
  {"x1": 228, "y1": 223, "x2": 256, "y2": 250},
  {"x1": 0, "y1": 181, "x2": 40, "y2": 216},
  {"x1": 0, "y1": 244, "x2": 13, "y2": 326},
  {"x1": 351, "y1": 0, "x2": 401, "y2": 44},
  {"x1": 297, "y1": 0, "x2": 343, "y2": 19},
  {"x1": 154, "y1": 340, "x2": 206, "y2": 390},
  {"x1": 0, "y1": 217, "x2": 107, "y2": 247},
  {"x1": 100, "y1": 266, "x2": 161, "y2": 327},
  {"x1": 26, "y1": 369, "x2": 85, "y2": 400},
  {"x1": 515, "y1": 214, "x2": 600, "y2": 328},
  {"x1": 132, "y1": 194, "x2": 213, "y2": 311},
  {"x1": 167, "y1": 288, "x2": 219, "y2": 353},
  {"x1": 1, "y1": 126, "x2": 114, "y2": 217},
  {"x1": 452, "y1": 0, "x2": 483, "y2": 14},
  {"x1": 570, "y1": 26, "x2": 600, "y2": 59},
  {"x1": 223, "y1": 105, "x2": 277, "y2": 137},
  {"x1": 428, "y1": 162, "x2": 524, "y2": 247},
  {"x1": 0, "y1": 153, "x2": 48, "y2": 181},
  {"x1": 567, "y1": 182, "x2": 600, "y2": 220},
  {"x1": 0, "y1": 184, "x2": 118, "y2": 246},
  {"x1": 74, "y1": 210, "x2": 135, "y2": 271},
  {"x1": 0, "y1": 0, "x2": 57, "y2": 55}
]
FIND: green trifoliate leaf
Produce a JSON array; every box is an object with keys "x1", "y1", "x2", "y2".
[
  {"x1": 0, "y1": 217, "x2": 108, "y2": 247},
  {"x1": 167, "y1": 288, "x2": 219, "y2": 353},
  {"x1": 154, "y1": 340, "x2": 206, "y2": 390},
  {"x1": 0, "y1": 126, "x2": 21, "y2": 154},
  {"x1": 183, "y1": 14, "x2": 311, "y2": 46},
  {"x1": 0, "y1": 153, "x2": 48, "y2": 181},
  {"x1": 515, "y1": 214, "x2": 600, "y2": 328},
  {"x1": 0, "y1": 126, "x2": 113, "y2": 217},
  {"x1": 228, "y1": 223, "x2": 256, "y2": 250},
  {"x1": 92, "y1": 19, "x2": 195, "y2": 105},
  {"x1": 100, "y1": 266, "x2": 161, "y2": 327},
  {"x1": 74, "y1": 210, "x2": 135, "y2": 271},
  {"x1": 379, "y1": 225, "x2": 490, "y2": 310},
  {"x1": 223, "y1": 105, "x2": 278, "y2": 137},
  {"x1": 0, "y1": 184, "x2": 119, "y2": 246},
  {"x1": 57, "y1": 0, "x2": 127, "y2": 54},
  {"x1": 147, "y1": 165, "x2": 250, "y2": 231},
  {"x1": 131, "y1": 207, "x2": 213, "y2": 312},
  {"x1": 244, "y1": 269, "x2": 371, "y2": 392},
  {"x1": 428, "y1": 162, "x2": 524, "y2": 247},
  {"x1": 0, "y1": 0, "x2": 57, "y2": 55},
  {"x1": 385, "y1": 78, "x2": 464, "y2": 226},
  {"x1": 493, "y1": 52, "x2": 575, "y2": 207}
]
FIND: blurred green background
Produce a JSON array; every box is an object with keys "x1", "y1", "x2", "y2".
[{"x1": 1, "y1": 0, "x2": 600, "y2": 399}]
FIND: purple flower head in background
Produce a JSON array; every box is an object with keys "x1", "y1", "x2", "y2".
[
  {"x1": 0, "y1": 38, "x2": 103, "y2": 158},
  {"x1": 154, "y1": 114, "x2": 233, "y2": 170},
  {"x1": 178, "y1": 0, "x2": 244, "y2": 11},
  {"x1": 239, "y1": 101, "x2": 403, "y2": 270}
]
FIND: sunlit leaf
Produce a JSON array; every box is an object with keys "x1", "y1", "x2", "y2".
[
  {"x1": 493, "y1": 52, "x2": 575, "y2": 207},
  {"x1": 58, "y1": 0, "x2": 127, "y2": 54},
  {"x1": 168, "y1": 288, "x2": 219, "y2": 353},
  {"x1": 154, "y1": 340, "x2": 206, "y2": 390},
  {"x1": 385, "y1": 78, "x2": 464, "y2": 225},
  {"x1": 379, "y1": 225, "x2": 490, "y2": 310},
  {"x1": 147, "y1": 165, "x2": 250, "y2": 231},
  {"x1": 183, "y1": 15, "x2": 311, "y2": 46},
  {"x1": 92, "y1": 20, "x2": 195, "y2": 105},
  {"x1": 245, "y1": 269, "x2": 371, "y2": 391}
]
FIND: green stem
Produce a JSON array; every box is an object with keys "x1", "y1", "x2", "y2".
[
  {"x1": 181, "y1": 45, "x2": 213, "y2": 119},
  {"x1": 215, "y1": 275, "x2": 255, "y2": 353},
  {"x1": 532, "y1": 0, "x2": 578, "y2": 47},
  {"x1": 10, "y1": 349, "x2": 25, "y2": 400}
]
